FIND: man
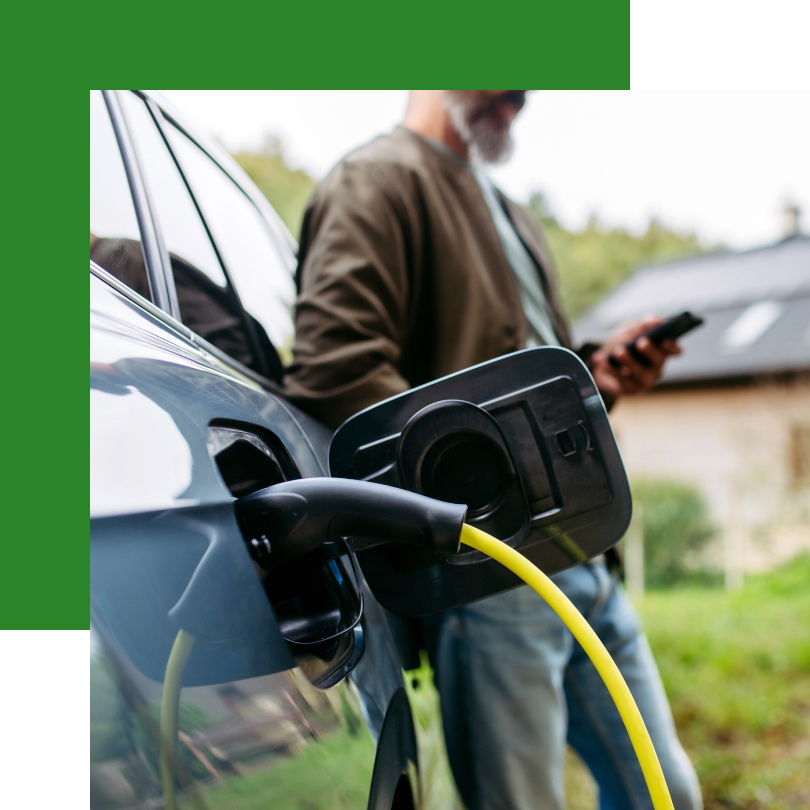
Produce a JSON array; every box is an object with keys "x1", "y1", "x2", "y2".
[{"x1": 285, "y1": 90, "x2": 701, "y2": 810}]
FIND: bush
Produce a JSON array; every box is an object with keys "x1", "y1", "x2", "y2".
[{"x1": 630, "y1": 478, "x2": 717, "y2": 589}]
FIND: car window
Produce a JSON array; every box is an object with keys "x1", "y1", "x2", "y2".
[
  {"x1": 163, "y1": 123, "x2": 296, "y2": 362},
  {"x1": 119, "y1": 92, "x2": 278, "y2": 376},
  {"x1": 89, "y1": 90, "x2": 151, "y2": 301},
  {"x1": 119, "y1": 92, "x2": 227, "y2": 287}
]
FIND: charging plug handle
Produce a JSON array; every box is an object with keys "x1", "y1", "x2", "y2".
[{"x1": 236, "y1": 478, "x2": 467, "y2": 567}]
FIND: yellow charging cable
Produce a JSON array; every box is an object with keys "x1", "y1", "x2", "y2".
[
  {"x1": 158, "y1": 526, "x2": 674, "y2": 810},
  {"x1": 160, "y1": 629, "x2": 196, "y2": 810},
  {"x1": 461, "y1": 524, "x2": 674, "y2": 810}
]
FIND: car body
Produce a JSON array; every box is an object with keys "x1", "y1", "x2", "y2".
[
  {"x1": 90, "y1": 90, "x2": 629, "y2": 810},
  {"x1": 90, "y1": 90, "x2": 424, "y2": 810}
]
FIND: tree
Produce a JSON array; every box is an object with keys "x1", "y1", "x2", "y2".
[
  {"x1": 233, "y1": 137, "x2": 316, "y2": 238},
  {"x1": 526, "y1": 193, "x2": 715, "y2": 321}
]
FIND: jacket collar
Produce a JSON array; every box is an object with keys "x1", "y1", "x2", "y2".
[{"x1": 394, "y1": 126, "x2": 474, "y2": 177}]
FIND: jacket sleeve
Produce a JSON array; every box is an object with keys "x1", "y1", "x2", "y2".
[{"x1": 283, "y1": 162, "x2": 414, "y2": 429}]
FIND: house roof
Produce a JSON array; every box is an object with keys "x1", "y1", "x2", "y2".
[{"x1": 573, "y1": 234, "x2": 810, "y2": 384}]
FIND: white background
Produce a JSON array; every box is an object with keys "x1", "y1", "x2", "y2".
[
  {"x1": 5, "y1": 632, "x2": 88, "y2": 805},
  {"x1": 165, "y1": 1, "x2": 809, "y2": 249}
]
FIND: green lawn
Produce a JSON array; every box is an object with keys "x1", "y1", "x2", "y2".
[
  {"x1": 564, "y1": 555, "x2": 810, "y2": 810},
  {"x1": 191, "y1": 556, "x2": 810, "y2": 809},
  {"x1": 410, "y1": 555, "x2": 810, "y2": 810},
  {"x1": 639, "y1": 555, "x2": 810, "y2": 810}
]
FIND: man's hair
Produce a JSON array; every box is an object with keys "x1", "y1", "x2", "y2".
[{"x1": 442, "y1": 91, "x2": 515, "y2": 165}]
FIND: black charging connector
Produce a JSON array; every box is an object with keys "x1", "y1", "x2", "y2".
[
  {"x1": 230, "y1": 478, "x2": 467, "y2": 686},
  {"x1": 236, "y1": 477, "x2": 468, "y2": 568}
]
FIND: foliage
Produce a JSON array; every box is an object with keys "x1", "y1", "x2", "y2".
[
  {"x1": 404, "y1": 557, "x2": 810, "y2": 810},
  {"x1": 203, "y1": 725, "x2": 375, "y2": 810},
  {"x1": 233, "y1": 136, "x2": 316, "y2": 239},
  {"x1": 631, "y1": 478, "x2": 718, "y2": 589},
  {"x1": 527, "y1": 193, "x2": 713, "y2": 321}
]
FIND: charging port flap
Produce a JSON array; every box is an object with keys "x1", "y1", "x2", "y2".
[{"x1": 330, "y1": 347, "x2": 631, "y2": 617}]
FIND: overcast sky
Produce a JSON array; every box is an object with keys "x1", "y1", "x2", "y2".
[{"x1": 163, "y1": 1, "x2": 809, "y2": 250}]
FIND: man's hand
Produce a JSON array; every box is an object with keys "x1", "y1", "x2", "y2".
[{"x1": 590, "y1": 316, "x2": 681, "y2": 399}]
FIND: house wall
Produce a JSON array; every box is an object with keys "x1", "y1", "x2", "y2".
[{"x1": 608, "y1": 375, "x2": 810, "y2": 574}]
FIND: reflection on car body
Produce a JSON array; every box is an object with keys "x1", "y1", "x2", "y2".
[
  {"x1": 91, "y1": 625, "x2": 378, "y2": 810},
  {"x1": 90, "y1": 89, "x2": 421, "y2": 810}
]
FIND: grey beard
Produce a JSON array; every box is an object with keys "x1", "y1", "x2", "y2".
[{"x1": 442, "y1": 91, "x2": 514, "y2": 165}]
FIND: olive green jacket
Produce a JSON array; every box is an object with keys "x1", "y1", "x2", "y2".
[{"x1": 284, "y1": 127, "x2": 576, "y2": 429}]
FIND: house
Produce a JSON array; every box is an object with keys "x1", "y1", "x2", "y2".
[{"x1": 574, "y1": 230, "x2": 810, "y2": 583}]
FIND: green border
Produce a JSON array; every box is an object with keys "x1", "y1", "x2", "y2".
[
  {"x1": 3, "y1": 87, "x2": 87, "y2": 628},
  {"x1": 91, "y1": 0, "x2": 630, "y2": 89},
  {"x1": 4, "y1": 4, "x2": 628, "y2": 629}
]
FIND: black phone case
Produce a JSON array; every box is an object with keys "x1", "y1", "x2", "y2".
[{"x1": 609, "y1": 312, "x2": 703, "y2": 369}]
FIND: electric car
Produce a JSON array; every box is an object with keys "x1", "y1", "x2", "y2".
[
  {"x1": 90, "y1": 89, "x2": 427, "y2": 810},
  {"x1": 90, "y1": 90, "x2": 630, "y2": 810}
]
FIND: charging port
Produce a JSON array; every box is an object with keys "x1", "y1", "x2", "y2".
[
  {"x1": 257, "y1": 541, "x2": 365, "y2": 688},
  {"x1": 208, "y1": 424, "x2": 297, "y2": 497}
]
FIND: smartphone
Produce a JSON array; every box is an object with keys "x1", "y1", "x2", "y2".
[{"x1": 608, "y1": 311, "x2": 704, "y2": 369}]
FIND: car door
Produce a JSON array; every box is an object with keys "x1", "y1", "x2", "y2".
[{"x1": 90, "y1": 90, "x2": 420, "y2": 810}]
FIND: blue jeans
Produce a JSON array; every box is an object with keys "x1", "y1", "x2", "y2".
[{"x1": 428, "y1": 560, "x2": 702, "y2": 810}]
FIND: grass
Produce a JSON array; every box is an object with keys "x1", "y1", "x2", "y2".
[
  {"x1": 407, "y1": 555, "x2": 810, "y2": 810},
  {"x1": 565, "y1": 554, "x2": 810, "y2": 810},
  {"x1": 637, "y1": 555, "x2": 810, "y2": 810},
  {"x1": 189, "y1": 556, "x2": 810, "y2": 809}
]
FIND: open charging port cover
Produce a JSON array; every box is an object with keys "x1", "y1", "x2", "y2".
[{"x1": 330, "y1": 347, "x2": 632, "y2": 617}]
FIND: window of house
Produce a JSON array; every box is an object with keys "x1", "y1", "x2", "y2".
[
  {"x1": 789, "y1": 423, "x2": 810, "y2": 488},
  {"x1": 723, "y1": 301, "x2": 783, "y2": 351}
]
